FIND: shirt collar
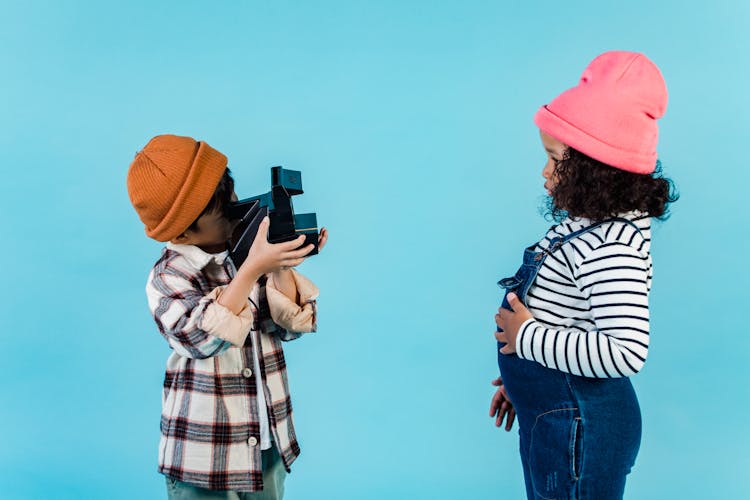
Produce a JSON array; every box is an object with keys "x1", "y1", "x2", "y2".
[
  {"x1": 166, "y1": 242, "x2": 230, "y2": 269},
  {"x1": 564, "y1": 209, "x2": 646, "y2": 229}
]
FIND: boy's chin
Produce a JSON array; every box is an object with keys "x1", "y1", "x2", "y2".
[{"x1": 197, "y1": 240, "x2": 230, "y2": 253}]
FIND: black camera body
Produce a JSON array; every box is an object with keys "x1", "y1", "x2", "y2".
[{"x1": 227, "y1": 167, "x2": 318, "y2": 268}]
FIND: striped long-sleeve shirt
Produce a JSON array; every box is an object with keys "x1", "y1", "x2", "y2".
[{"x1": 515, "y1": 211, "x2": 653, "y2": 378}]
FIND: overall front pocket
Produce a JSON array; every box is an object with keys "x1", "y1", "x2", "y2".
[{"x1": 528, "y1": 407, "x2": 581, "y2": 500}]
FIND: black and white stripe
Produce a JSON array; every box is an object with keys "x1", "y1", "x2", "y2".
[{"x1": 516, "y1": 211, "x2": 653, "y2": 378}]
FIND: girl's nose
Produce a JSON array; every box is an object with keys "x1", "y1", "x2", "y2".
[{"x1": 542, "y1": 163, "x2": 552, "y2": 178}]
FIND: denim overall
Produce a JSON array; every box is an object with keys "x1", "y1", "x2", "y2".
[{"x1": 497, "y1": 218, "x2": 642, "y2": 500}]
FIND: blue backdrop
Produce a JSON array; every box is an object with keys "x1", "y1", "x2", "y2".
[{"x1": 1, "y1": 1, "x2": 747, "y2": 498}]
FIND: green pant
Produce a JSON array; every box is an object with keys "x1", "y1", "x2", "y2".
[{"x1": 165, "y1": 446, "x2": 286, "y2": 500}]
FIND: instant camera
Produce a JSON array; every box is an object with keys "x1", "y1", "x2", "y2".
[{"x1": 226, "y1": 166, "x2": 319, "y2": 268}]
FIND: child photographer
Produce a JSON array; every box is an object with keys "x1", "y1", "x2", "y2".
[{"x1": 127, "y1": 134, "x2": 328, "y2": 499}]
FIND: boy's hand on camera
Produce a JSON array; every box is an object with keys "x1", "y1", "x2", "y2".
[
  {"x1": 494, "y1": 293, "x2": 534, "y2": 354},
  {"x1": 317, "y1": 227, "x2": 329, "y2": 252},
  {"x1": 241, "y1": 217, "x2": 314, "y2": 275},
  {"x1": 489, "y1": 376, "x2": 516, "y2": 431}
]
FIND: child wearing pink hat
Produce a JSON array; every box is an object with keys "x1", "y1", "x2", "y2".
[{"x1": 489, "y1": 51, "x2": 678, "y2": 499}]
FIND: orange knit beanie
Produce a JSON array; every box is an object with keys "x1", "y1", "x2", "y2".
[{"x1": 127, "y1": 134, "x2": 228, "y2": 242}]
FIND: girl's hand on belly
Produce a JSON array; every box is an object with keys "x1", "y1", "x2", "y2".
[{"x1": 494, "y1": 293, "x2": 534, "y2": 354}]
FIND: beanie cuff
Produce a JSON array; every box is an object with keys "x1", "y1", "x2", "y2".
[
  {"x1": 534, "y1": 105, "x2": 657, "y2": 174},
  {"x1": 146, "y1": 141, "x2": 228, "y2": 242}
]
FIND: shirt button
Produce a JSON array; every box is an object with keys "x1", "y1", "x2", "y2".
[
  {"x1": 248, "y1": 436, "x2": 258, "y2": 447},
  {"x1": 242, "y1": 368, "x2": 253, "y2": 378}
]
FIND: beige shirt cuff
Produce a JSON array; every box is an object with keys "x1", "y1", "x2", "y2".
[
  {"x1": 266, "y1": 269, "x2": 319, "y2": 333},
  {"x1": 199, "y1": 286, "x2": 254, "y2": 346}
]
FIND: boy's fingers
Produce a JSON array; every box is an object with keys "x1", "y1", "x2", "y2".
[
  {"x1": 278, "y1": 235, "x2": 307, "y2": 251},
  {"x1": 258, "y1": 216, "x2": 270, "y2": 236},
  {"x1": 286, "y1": 244, "x2": 315, "y2": 259},
  {"x1": 250, "y1": 217, "x2": 271, "y2": 247},
  {"x1": 491, "y1": 377, "x2": 502, "y2": 386},
  {"x1": 294, "y1": 243, "x2": 316, "y2": 255}
]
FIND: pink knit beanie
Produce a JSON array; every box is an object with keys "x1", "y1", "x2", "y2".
[{"x1": 534, "y1": 51, "x2": 668, "y2": 174}]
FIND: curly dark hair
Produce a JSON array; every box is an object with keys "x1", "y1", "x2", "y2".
[
  {"x1": 544, "y1": 147, "x2": 679, "y2": 223},
  {"x1": 186, "y1": 167, "x2": 235, "y2": 232}
]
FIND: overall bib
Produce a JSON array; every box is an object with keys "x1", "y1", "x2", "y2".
[{"x1": 497, "y1": 219, "x2": 642, "y2": 500}]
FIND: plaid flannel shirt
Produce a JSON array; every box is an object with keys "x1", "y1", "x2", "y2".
[{"x1": 145, "y1": 242, "x2": 318, "y2": 492}]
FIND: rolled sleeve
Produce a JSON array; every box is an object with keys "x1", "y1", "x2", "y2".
[
  {"x1": 147, "y1": 272, "x2": 235, "y2": 359},
  {"x1": 266, "y1": 269, "x2": 319, "y2": 333},
  {"x1": 200, "y1": 286, "x2": 255, "y2": 346}
]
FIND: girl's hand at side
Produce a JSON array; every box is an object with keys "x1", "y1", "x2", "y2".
[
  {"x1": 494, "y1": 293, "x2": 534, "y2": 354},
  {"x1": 489, "y1": 376, "x2": 516, "y2": 431}
]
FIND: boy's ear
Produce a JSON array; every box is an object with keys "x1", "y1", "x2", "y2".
[{"x1": 172, "y1": 231, "x2": 192, "y2": 244}]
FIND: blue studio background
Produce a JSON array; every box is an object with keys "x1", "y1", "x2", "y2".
[{"x1": 1, "y1": 1, "x2": 747, "y2": 498}]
